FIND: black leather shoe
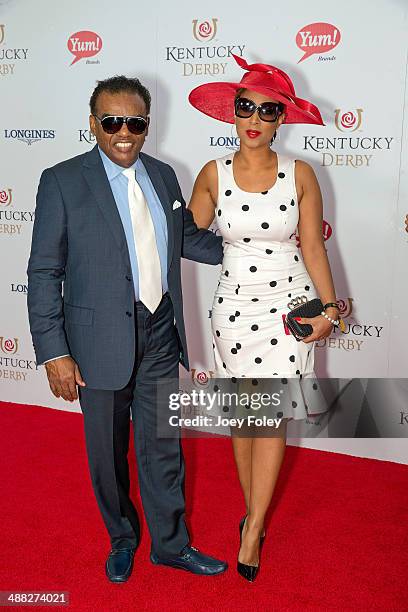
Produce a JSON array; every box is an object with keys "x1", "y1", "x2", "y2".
[
  {"x1": 105, "y1": 548, "x2": 135, "y2": 583},
  {"x1": 237, "y1": 516, "x2": 262, "y2": 582},
  {"x1": 150, "y1": 545, "x2": 227, "y2": 575}
]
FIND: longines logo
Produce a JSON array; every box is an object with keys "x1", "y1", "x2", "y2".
[
  {"x1": 67, "y1": 30, "x2": 102, "y2": 66},
  {"x1": 78, "y1": 128, "x2": 96, "y2": 144},
  {"x1": 192, "y1": 19, "x2": 218, "y2": 42},
  {"x1": 335, "y1": 109, "x2": 363, "y2": 132},
  {"x1": 303, "y1": 109, "x2": 393, "y2": 167},
  {"x1": 3, "y1": 129, "x2": 55, "y2": 146},
  {"x1": 296, "y1": 22, "x2": 340, "y2": 63},
  {"x1": 209, "y1": 135, "x2": 240, "y2": 150},
  {"x1": 0, "y1": 188, "x2": 12, "y2": 206},
  {"x1": 10, "y1": 283, "x2": 27, "y2": 294},
  {"x1": 165, "y1": 17, "x2": 245, "y2": 76},
  {"x1": 0, "y1": 24, "x2": 29, "y2": 76},
  {"x1": 0, "y1": 336, "x2": 39, "y2": 382}
]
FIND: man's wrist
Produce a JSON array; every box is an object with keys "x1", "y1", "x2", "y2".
[{"x1": 42, "y1": 354, "x2": 70, "y2": 366}]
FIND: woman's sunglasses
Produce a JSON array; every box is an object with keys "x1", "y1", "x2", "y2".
[
  {"x1": 93, "y1": 115, "x2": 149, "y2": 135},
  {"x1": 235, "y1": 97, "x2": 284, "y2": 122}
]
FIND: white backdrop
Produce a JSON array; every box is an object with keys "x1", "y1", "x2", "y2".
[{"x1": 1, "y1": 0, "x2": 408, "y2": 463}]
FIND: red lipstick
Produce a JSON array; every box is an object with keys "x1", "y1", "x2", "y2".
[{"x1": 246, "y1": 130, "x2": 261, "y2": 139}]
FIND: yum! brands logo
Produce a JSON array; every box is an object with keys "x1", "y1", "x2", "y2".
[
  {"x1": 0, "y1": 189, "x2": 12, "y2": 206},
  {"x1": 292, "y1": 220, "x2": 332, "y2": 248},
  {"x1": 165, "y1": 18, "x2": 245, "y2": 77},
  {"x1": 335, "y1": 109, "x2": 363, "y2": 132},
  {"x1": 0, "y1": 337, "x2": 18, "y2": 354},
  {"x1": 296, "y1": 22, "x2": 340, "y2": 63},
  {"x1": 192, "y1": 19, "x2": 218, "y2": 42},
  {"x1": 67, "y1": 31, "x2": 102, "y2": 66}
]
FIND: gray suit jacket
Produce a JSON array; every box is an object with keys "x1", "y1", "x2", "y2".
[{"x1": 27, "y1": 145, "x2": 222, "y2": 389}]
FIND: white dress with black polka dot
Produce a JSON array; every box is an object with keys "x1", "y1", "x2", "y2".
[{"x1": 211, "y1": 151, "x2": 328, "y2": 420}]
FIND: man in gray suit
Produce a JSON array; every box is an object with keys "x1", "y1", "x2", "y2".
[{"x1": 27, "y1": 75, "x2": 227, "y2": 582}]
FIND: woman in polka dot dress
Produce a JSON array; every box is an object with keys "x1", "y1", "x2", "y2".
[{"x1": 188, "y1": 55, "x2": 339, "y2": 581}]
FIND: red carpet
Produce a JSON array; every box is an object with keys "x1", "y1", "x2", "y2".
[{"x1": 0, "y1": 401, "x2": 407, "y2": 611}]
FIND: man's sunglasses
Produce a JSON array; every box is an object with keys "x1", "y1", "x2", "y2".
[
  {"x1": 234, "y1": 97, "x2": 284, "y2": 122},
  {"x1": 93, "y1": 115, "x2": 149, "y2": 135}
]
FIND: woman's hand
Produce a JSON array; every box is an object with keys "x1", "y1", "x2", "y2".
[{"x1": 297, "y1": 314, "x2": 334, "y2": 343}]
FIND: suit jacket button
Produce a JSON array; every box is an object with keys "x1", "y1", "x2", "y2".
[
  {"x1": 126, "y1": 275, "x2": 132, "y2": 281},
  {"x1": 126, "y1": 311, "x2": 132, "y2": 317}
]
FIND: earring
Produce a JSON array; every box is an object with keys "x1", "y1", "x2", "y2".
[{"x1": 270, "y1": 130, "x2": 278, "y2": 146}]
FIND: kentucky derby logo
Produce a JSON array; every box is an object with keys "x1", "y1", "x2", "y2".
[
  {"x1": 296, "y1": 22, "x2": 340, "y2": 63},
  {"x1": 0, "y1": 337, "x2": 18, "y2": 354},
  {"x1": 0, "y1": 188, "x2": 12, "y2": 206},
  {"x1": 67, "y1": 31, "x2": 102, "y2": 66},
  {"x1": 78, "y1": 128, "x2": 95, "y2": 144},
  {"x1": 335, "y1": 109, "x2": 363, "y2": 132},
  {"x1": 165, "y1": 17, "x2": 244, "y2": 77},
  {"x1": 191, "y1": 368, "x2": 214, "y2": 388},
  {"x1": 192, "y1": 19, "x2": 218, "y2": 42},
  {"x1": 317, "y1": 296, "x2": 383, "y2": 352},
  {"x1": 336, "y1": 298, "x2": 353, "y2": 318},
  {"x1": 0, "y1": 24, "x2": 29, "y2": 76}
]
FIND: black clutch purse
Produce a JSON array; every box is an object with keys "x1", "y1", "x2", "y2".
[{"x1": 286, "y1": 296, "x2": 323, "y2": 341}]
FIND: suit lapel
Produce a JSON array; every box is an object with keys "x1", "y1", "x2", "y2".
[
  {"x1": 140, "y1": 152, "x2": 175, "y2": 272},
  {"x1": 82, "y1": 146, "x2": 130, "y2": 267},
  {"x1": 82, "y1": 146, "x2": 175, "y2": 272}
]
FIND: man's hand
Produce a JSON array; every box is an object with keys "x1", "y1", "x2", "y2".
[{"x1": 45, "y1": 356, "x2": 86, "y2": 402}]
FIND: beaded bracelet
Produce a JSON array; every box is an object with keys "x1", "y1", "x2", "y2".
[
  {"x1": 320, "y1": 310, "x2": 339, "y2": 326},
  {"x1": 323, "y1": 302, "x2": 339, "y2": 310}
]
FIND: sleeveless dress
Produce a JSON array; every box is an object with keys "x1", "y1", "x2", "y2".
[{"x1": 211, "y1": 151, "x2": 328, "y2": 421}]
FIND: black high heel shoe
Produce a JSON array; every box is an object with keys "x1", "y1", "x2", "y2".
[
  {"x1": 237, "y1": 515, "x2": 264, "y2": 582},
  {"x1": 239, "y1": 515, "x2": 266, "y2": 541}
]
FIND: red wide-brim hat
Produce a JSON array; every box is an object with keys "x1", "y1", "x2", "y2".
[{"x1": 189, "y1": 54, "x2": 324, "y2": 126}]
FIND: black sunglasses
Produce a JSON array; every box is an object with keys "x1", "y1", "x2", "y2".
[
  {"x1": 93, "y1": 115, "x2": 149, "y2": 135},
  {"x1": 235, "y1": 97, "x2": 284, "y2": 122}
]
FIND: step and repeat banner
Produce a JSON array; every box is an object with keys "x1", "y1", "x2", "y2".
[{"x1": 1, "y1": 0, "x2": 408, "y2": 461}]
